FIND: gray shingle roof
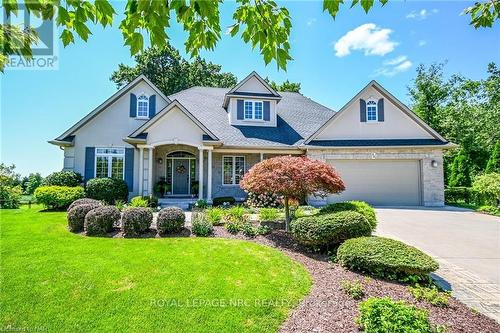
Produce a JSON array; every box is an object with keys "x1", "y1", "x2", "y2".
[
  {"x1": 308, "y1": 139, "x2": 448, "y2": 147},
  {"x1": 168, "y1": 87, "x2": 334, "y2": 147}
]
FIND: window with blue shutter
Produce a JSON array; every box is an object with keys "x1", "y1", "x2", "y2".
[
  {"x1": 124, "y1": 148, "x2": 134, "y2": 191},
  {"x1": 237, "y1": 99, "x2": 244, "y2": 120},
  {"x1": 130, "y1": 94, "x2": 137, "y2": 117},
  {"x1": 84, "y1": 147, "x2": 95, "y2": 182},
  {"x1": 360, "y1": 99, "x2": 367, "y2": 122},
  {"x1": 149, "y1": 95, "x2": 156, "y2": 118},
  {"x1": 377, "y1": 98, "x2": 385, "y2": 122}
]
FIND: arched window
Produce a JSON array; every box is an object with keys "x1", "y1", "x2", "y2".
[
  {"x1": 137, "y1": 94, "x2": 149, "y2": 118},
  {"x1": 366, "y1": 100, "x2": 377, "y2": 122}
]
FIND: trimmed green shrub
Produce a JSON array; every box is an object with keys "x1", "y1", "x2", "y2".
[
  {"x1": 67, "y1": 198, "x2": 102, "y2": 212},
  {"x1": 205, "y1": 207, "x2": 224, "y2": 225},
  {"x1": 290, "y1": 211, "x2": 372, "y2": 249},
  {"x1": 85, "y1": 178, "x2": 129, "y2": 204},
  {"x1": 320, "y1": 201, "x2": 377, "y2": 230},
  {"x1": 130, "y1": 196, "x2": 148, "y2": 207},
  {"x1": 444, "y1": 186, "x2": 474, "y2": 204},
  {"x1": 191, "y1": 214, "x2": 213, "y2": 237},
  {"x1": 245, "y1": 192, "x2": 282, "y2": 208},
  {"x1": 472, "y1": 173, "x2": 500, "y2": 206},
  {"x1": 34, "y1": 186, "x2": 85, "y2": 209},
  {"x1": 213, "y1": 196, "x2": 236, "y2": 206},
  {"x1": 357, "y1": 297, "x2": 436, "y2": 333},
  {"x1": 409, "y1": 285, "x2": 450, "y2": 307},
  {"x1": 157, "y1": 207, "x2": 185, "y2": 235},
  {"x1": 84, "y1": 206, "x2": 121, "y2": 236},
  {"x1": 0, "y1": 185, "x2": 22, "y2": 209},
  {"x1": 42, "y1": 171, "x2": 82, "y2": 187},
  {"x1": 67, "y1": 203, "x2": 101, "y2": 232},
  {"x1": 337, "y1": 237, "x2": 439, "y2": 281},
  {"x1": 259, "y1": 208, "x2": 280, "y2": 221},
  {"x1": 241, "y1": 222, "x2": 258, "y2": 237},
  {"x1": 225, "y1": 219, "x2": 241, "y2": 234},
  {"x1": 121, "y1": 207, "x2": 152, "y2": 236},
  {"x1": 341, "y1": 279, "x2": 365, "y2": 300}
]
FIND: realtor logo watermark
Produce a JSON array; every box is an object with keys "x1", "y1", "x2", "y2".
[{"x1": 2, "y1": 3, "x2": 58, "y2": 70}]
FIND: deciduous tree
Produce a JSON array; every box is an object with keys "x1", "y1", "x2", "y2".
[{"x1": 240, "y1": 156, "x2": 345, "y2": 231}]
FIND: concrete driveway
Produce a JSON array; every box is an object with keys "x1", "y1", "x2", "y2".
[{"x1": 375, "y1": 206, "x2": 500, "y2": 321}]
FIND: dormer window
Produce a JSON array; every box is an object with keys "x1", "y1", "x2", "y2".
[
  {"x1": 137, "y1": 94, "x2": 149, "y2": 118},
  {"x1": 366, "y1": 100, "x2": 377, "y2": 122},
  {"x1": 243, "y1": 100, "x2": 263, "y2": 120}
]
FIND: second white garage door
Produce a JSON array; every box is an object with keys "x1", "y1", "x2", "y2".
[{"x1": 326, "y1": 159, "x2": 422, "y2": 206}]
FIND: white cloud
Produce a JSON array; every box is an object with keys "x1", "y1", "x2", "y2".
[
  {"x1": 307, "y1": 18, "x2": 317, "y2": 26},
  {"x1": 418, "y1": 40, "x2": 427, "y2": 47},
  {"x1": 333, "y1": 23, "x2": 397, "y2": 57},
  {"x1": 406, "y1": 8, "x2": 438, "y2": 20},
  {"x1": 374, "y1": 55, "x2": 412, "y2": 77}
]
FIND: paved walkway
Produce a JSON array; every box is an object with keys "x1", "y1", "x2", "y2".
[{"x1": 375, "y1": 207, "x2": 500, "y2": 322}]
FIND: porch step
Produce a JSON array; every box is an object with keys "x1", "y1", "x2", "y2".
[{"x1": 158, "y1": 198, "x2": 197, "y2": 210}]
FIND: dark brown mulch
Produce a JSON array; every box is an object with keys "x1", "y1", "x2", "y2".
[{"x1": 213, "y1": 227, "x2": 500, "y2": 333}]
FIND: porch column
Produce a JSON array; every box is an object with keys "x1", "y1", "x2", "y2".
[
  {"x1": 148, "y1": 147, "x2": 154, "y2": 196},
  {"x1": 198, "y1": 148, "x2": 204, "y2": 199},
  {"x1": 207, "y1": 149, "x2": 212, "y2": 203},
  {"x1": 139, "y1": 147, "x2": 144, "y2": 196},
  {"x1": 260, "y1": 152, "x2": 264, "y2": 161}
]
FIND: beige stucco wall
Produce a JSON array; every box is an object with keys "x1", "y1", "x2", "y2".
[
  {"x1": 306, "y1": 147, "x2": 445, "y2": 207},
  {"x1": 237, "y1": 76, "x2": 271, "y2": 94},
  {"x1": 64, "y1": 81, "x2": 169, "y2": 194},
  {"x1": 145, "y1": 106, "x2": 205, "y2": 147},
  {"x1": 315, "y1": 86, "x2": 433, "y2": 140}
]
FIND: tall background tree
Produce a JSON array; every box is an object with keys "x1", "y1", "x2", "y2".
[
  {"x1": 408, "y1": 62, "x2": 500, "y2": 186},
  {"x1": 111, "y1": 45, "x2": 237, "y2": 96},
  {"x1": 265, "y1": 78, "x2": 301, "y2": 93},
  {"x1": 1, "y1": 0, "x2": 499, "y2": 71}
]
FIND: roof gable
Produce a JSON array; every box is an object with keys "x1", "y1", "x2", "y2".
[
  {"x1": 304, "y1": 80, "x2": 446, "y2": 144},
  {"x1": 223, "y1": 71, "x2": 281, "y2": 107},
  {"x1": 129, "y1": 100, "x2": 219, "y2": 142},
  {"x1": 52, "y1": 75, "x2": 171, "y2": 143}
]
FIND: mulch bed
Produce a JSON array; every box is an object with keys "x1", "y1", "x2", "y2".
[{"x1": 213, "y1": 227, "x2": 500, "y2": 333}]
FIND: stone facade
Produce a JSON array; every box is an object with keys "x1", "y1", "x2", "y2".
[{"x1": 306, "y1": 147, "x2": 445, "y2": 207}]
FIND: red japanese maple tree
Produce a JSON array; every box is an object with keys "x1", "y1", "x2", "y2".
[{"x1": 240, "y1": 155, "x2": 345, "y2": 230}]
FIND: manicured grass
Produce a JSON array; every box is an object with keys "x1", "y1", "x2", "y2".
[{"x1": 0, "y1": 206, "x2": 311, "y2": 332}]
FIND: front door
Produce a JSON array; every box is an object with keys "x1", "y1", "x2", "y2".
[{"x1": 172, "y1": 159, "x2": 190, "y2": 195}]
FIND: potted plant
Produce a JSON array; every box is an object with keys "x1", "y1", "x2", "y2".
[{"x1": 191, "y1": 181, "x2": 199, "y2": 197}]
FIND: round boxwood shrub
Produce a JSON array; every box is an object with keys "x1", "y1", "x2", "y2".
[
  {"x1": 67, "y1": 203, "x2": 101, "y2": 232},
  {"x1": 156, "y1": 207, "x2": 185, "y2": 235},
  {"x1": 121, "y1": 207, "x2": 153, "y2": 236},
  {"x1": 84, "y1": 206, "x2": 121, "y2": 236},
  {"x1": 85, "y1": 178, "x2": 129, "y2": 204},
  {"x1": 336, "y1": 237, "x2": 439, "y2": 281},
  {"x1": 290, "y1": 211, "x2": 371, "y2": 249},
  {"x1": 42, "y1": 171, "x2": 83, "y2": 187},
  {"x1": 34, "y1": 186, "x2": 85, "y2": 209},
  {"x1": 67, "y1": 198, "x2": 102, "y2": 212},
  {"x1": 320, "y1": 201, "x2": 377, "y2": 230},
  {"x1": 357, "y1": 297, "x2": 435, "y2": 333}
]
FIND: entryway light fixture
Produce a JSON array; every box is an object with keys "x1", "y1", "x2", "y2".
[
  {"x1": 157, "y1": 157, "x2": 163, "y2": 164},
  {"x1": 431, "y1": 160, "x2": 438, "y2": 168}
]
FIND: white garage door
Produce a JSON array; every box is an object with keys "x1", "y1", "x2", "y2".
[{"x1": 327, "y1": 159, "x2": 422, "y2": 206}]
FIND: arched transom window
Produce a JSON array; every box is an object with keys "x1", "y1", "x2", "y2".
[
  {"x1": 137, "y1": 94, "x2": 149, "y2": 118},
  {"x1": 366, "y1": 100, "x2": 377, "y2": 122}
]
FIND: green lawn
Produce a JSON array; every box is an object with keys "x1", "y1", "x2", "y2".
[{"x1": 0, "y1": 206, "x2": 311, "y2": 332}]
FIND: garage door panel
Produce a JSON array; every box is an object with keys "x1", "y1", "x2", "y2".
[{"x1": 327, "y1": 160, "x2": 421, "y2": 206}]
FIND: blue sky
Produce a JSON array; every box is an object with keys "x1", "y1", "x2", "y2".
[{"x1": 1, "y1": 1, "x2": 499, "y2": 176}]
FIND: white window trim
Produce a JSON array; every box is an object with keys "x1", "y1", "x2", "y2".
[
  {"x1": 137, "y1": 93, "x2": 149, "y2": 119},
  {"x1": 222, "y1": 155, "x2": 245, "y2": 186},
  {"x1": 366, "y1": 99, "x2": 378, "y2": 123},
  {"x1": 243, "y1": 100, "x2": 264, "y2": 121},
  {"x1": 94, "y1": 147, "x2": 125, "y2": 179}
]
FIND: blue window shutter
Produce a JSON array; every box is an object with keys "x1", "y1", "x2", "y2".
[
  {"x1": 149, "y1": 95, "x2": 156, "y2": 118},
  {"x1": 237, "y1": 99, "x2": 244, "y2": 120},
  {"x1": 377, "y1": 98, "x2": 385, "y2": 122},
  {"x1": 130, "y1": 93, "x2": 137, "y2": 117},
  {"x1": 263, "y1": 101, "x2": 270, "y2": 121},
  {"x1": 125, "y1": 148, "x2": 134, "y2": 191},
  {"x1": 84, "y1": 147, "x2": 95, "y2": 182},
  {"x1": 360, "y1": 99, "x2": 367, "y2": 122}
]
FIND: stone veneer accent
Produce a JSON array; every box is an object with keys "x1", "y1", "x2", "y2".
[{"x1": 306, "y1": 147, "x2": 445, "y2": 207}]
